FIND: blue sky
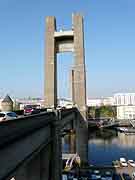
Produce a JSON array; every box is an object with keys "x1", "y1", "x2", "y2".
[{"x1": 0, "y1": 0, "x2": 135, "y2": 99}]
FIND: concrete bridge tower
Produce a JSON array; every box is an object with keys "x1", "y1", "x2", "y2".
[{"x1": 45, "y1": 14, "x2": 88, "y2": 165}]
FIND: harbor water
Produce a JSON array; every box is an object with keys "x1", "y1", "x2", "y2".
[{"x1": 62, "y1": 129, "x2": 135, "y2": 166}]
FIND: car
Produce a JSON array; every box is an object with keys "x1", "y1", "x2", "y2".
[
  {"x1": 0, "y1": 111, "x2": 18, "y2": 121},
  {"x1": 128, "y1": 160, "x2": 135, "y2": 167},
  {"x1": 120, "y1": 158, "x2": 128, "y2": 167},
  {"x1": 24, "y1": 105, "x2": 40, "y2": 115},
  {"x1": 65, "y1": 104, "x2": 73, "y2": 109}
]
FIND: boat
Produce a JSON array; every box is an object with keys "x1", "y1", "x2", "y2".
[
  {"x1": 119, "y1": 127, "x2": 128, "y2": 132},
  {"x1": 120, "y1": 158, "x2": 128, "y2": 167},
  {"x1": 128, "y1": 160, "x2": 135, "y2": 167}
]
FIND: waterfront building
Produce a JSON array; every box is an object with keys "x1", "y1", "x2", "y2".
[
  {"x1": 117, "y1": 105, "x2": 135, "y2": 120},
  {"x1": 102, "y1": 97, "x2": 114, "y2": 106},
  {"x1": 114, "y1": 93, "x2": 135, "y2": 106},
  {"x1": 87, "y1": 97, "x2": 114, "y2": 107},
  {"x1": 114, "y1": 93, "x2": 135, "y2": 119},
  {"x1": 1, "y1": 94, "x2": 13, "y2": 111},
  {"x1": 87, "y1": 98, "x2": 102, "y2": 107}
]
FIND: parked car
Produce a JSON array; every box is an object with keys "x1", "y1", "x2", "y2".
[
  {"x1": 24, "y1": 105, "x2": 40, "y2": 115},
  {"x1": 0, "y1": 111, "x2": 18, "y2": 121},
  {"x1": 128, "y1": 160, "x2": 135, "y2": 167},
  {"x1": 120, "y1": 158, "x2": 128, "y2": 167},
  {"x1": 65, "y1": 104, "x2": 73, "y2": 109}
]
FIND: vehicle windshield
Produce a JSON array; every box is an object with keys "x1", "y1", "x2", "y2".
[
  {"x1": 24, "y1": 105, "x2": 33, "y2": 109},
  {"x1": 7, "y1": 112, "x2": 17, "y2": 117},
  {"x1": 24, "y1": 108, "x2": 32, "y2": 110},
  {"x1": 24, "y1": 105, "x2": 39, "y2": 109}
]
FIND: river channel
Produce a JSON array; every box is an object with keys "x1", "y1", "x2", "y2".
[{"x1": 62, "y1": 129, "x2": 135, "y2": 166}]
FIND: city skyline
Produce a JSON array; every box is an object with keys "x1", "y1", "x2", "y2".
[{"x1": 1, "y1": 0, "x2": 135, "y2": 98}]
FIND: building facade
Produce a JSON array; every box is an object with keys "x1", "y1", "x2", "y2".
[
  {"x1": 114, "y1": 93, "x2": 135, "y2": 119},
  {"x1": 114, "y1": 93, "x2": 135, "y2": 106},
  {"x1": 117, "y1": 106, "x2": 135, "y2": 120},
  {"x1": 87, "y1": 97, "x2": 114, "y2": 107}
]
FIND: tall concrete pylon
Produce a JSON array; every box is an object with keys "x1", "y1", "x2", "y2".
[
  {"x1": 45, "y1": 14, "x2": 86, "y2": 116},
  {"x1": 45, "y1": 14, "x2": 88, "y2": 165}
]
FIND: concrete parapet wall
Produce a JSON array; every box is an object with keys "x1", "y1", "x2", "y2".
[{"x1": 0, "y1": 110, "x2": 77, "y2": 180}]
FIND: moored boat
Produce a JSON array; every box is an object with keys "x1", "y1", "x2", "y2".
[{"x1": 120, "y1": 157, "x2": 128, "y2": 167}]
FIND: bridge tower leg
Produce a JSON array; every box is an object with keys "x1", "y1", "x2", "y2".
[
  {"x1": 44, "y1": 13, "x2": 88, "y2": 166},
  {"x1": 73, "y1": 14, "x2": 88, "y2": 166},
  {"x1": 50, "y1": 114, "x2": 62, "y2": 180},
  {"x1": 45, "y1": 16, "x2": 57, "y2": 108}
]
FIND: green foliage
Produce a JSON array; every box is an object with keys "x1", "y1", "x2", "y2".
[{"x1": 87, "y1": 106, "x2": 116, "y2": 119}]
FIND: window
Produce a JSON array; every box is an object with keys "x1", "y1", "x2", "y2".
[{"x1": 7, "y1": 112, "x2": 17, "y2": 117}]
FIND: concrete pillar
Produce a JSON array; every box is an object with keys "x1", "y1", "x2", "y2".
[
  {"x1": 69, "y1": 134, "x2": 76, "y2": 154},
  {"x1": 73, "y1": 14, "x2": 87, "y2": 118},
  {"x1": 73, "y1": 14, "x2": 88, "y2": 166},
  {"x1": 50, "y1": 114, "x2": 62, "y2": 180},
  {"x1": 75, "y1": 113, "x2": 88, "y2": 166},
  {"x1": 71, "y1": 69, "x2": 75, "y2": 104},
  {"x1": 45, "y1": 16, "x2": 57, "y2": 108},
  {"x1": 44, "y1": 13, "x2": 88, "y2": 166}
]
